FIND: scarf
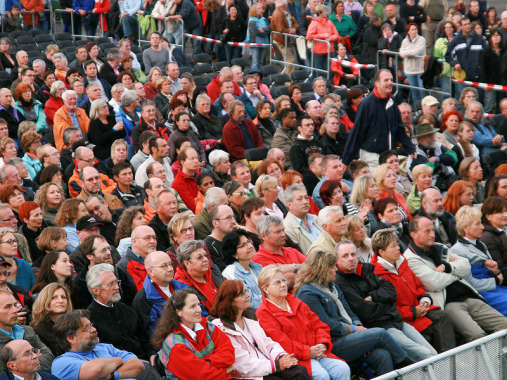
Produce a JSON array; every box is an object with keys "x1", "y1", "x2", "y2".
[{"x1": 311, "y1": 282, "x2": 352, "y2": 324}]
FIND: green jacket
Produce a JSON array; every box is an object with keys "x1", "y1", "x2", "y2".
[
  {"x1": 329, "y1": 13, "x2": 357, "y2": 37},
  {"x1": 433, "y1": 37, "x2": 451, "y2": 77}
]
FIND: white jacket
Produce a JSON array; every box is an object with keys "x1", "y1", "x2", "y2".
[
  {"x1": 404, "y1": 245, "x2": 478, "y2": 308},
  {"x1": 399, "y1": 35, "x2": 426, "y2": 75}
]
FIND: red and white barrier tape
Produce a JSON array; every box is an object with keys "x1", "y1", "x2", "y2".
[
  {"x1": 451, "y1": 79, "x2": 507, "y2": 92},
  {"x1": 331, "y1": 58, "x2": 376, "y2": 69},
  {"x1": 184, "y1": 33, "x2": 270, "y2": 47}
]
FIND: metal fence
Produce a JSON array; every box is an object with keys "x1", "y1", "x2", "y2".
[
  {"x1": 373, "y1": 329, "x2": 507, "y2": 380},
  {"x1": 138, "y1": 17, "x2": 184, "y2": 50},
  {"x1": 270, "y1": 31, "x2": 330, "y2": 79},
  {"x1": 54, "y1": 9, "x2": 107, "y2": 40}
]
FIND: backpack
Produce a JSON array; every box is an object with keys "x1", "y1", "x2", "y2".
[{"x1": 426, "y1": 0, "x2": 445, "y2": 21}]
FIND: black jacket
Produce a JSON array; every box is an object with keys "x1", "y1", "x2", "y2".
[
  {"x1": 318, "y1": 129, "x2": 348, "y2": 158},
  {"x1": 0, "y1": 105, "x2": 24, "y2": 139},
  {"x1": 88, "y1": 300, "x2": 154, "y2": 359},
  {"x1": 99, "y1": 62, "x2": 119, "y2": 87},
  {"x1": 192, "y1": 112, "x2": 223, "y2": 140},
  {"x1": 445, "y1": 32, "x2": 486, "y2": 81},
  {"x1": 360, "y1": 23, "x2": 381, "y2": 64},
  {"x1": 204, "y1": 235, "x2": 226, "y2": 271},
  {"x1": 481, "y1": 224, "x2": 507, "y2": 279},
  {"x1": 88, "y1": 115, "x2": 127, "y2": 160},
  {"x1": 148, "y1": 214, "x2": 171, "y2": 252},
  {"x1": 32, "y1": 318, "x2": 67, "y2": 357},
  {"x1": 289, "y1": 138, "x2": 322, "y2": 173},
  {"x1": 335, "y1": 263, "x2": 403, "y2": 330},
  {"x1": 416, "y1": 207, "x2": 458, "y2": 247}
]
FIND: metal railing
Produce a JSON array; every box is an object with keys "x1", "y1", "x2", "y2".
[
  {"x1": 373, "y1": 329, "x2": 507, "y2": 380},
  {"x1": 54, "y1": 9, "x2": 107, "y2": 40},
  {"x1": 376, "y1": 49, "x2": 452, "y2": 98},
  {"x1": 270, "y1": 31, "x2": 331, "y2": 79},
  {"x1": 138, "y1": 17, "x2": 183, "y2": 50}
]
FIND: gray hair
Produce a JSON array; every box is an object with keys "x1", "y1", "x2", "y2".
[
  {"x1": 203, "y1": 187, "x2": 226, "y2": 210},
  {"x1": 322, "y1": 103, "x2": 339, "y2": 116},
  {"x1": 195, "y1": 93, "x2": 211, "y2": 107},
  {"x1": 284, "y1": 184, "x2": 307, "y2": 203},
  {"x1": 176, "y1": 240, "x2": 205, "y2": 268},
  {"x1": 63, "y1": 127, "x2": 81, "y2": 146},
  {"x1": 50, "y1": 80, "x2": 66, "y2": 97},
  {"x1": 318, "y1": 205, "x2": 343, "y2": 225},
  {"x1": 107, "y1": 48, "x2": 121, "y2": 62},
  {"x1": 121, "y1": 90, "x2": 138, "y2": 107},
  {"x1": 256, "y1": 215, "x2": 283, "y2": 236},
  {"x1": 52, "y1": 52, "x2": 67, "y2": 65},
  {"x1": 208, "y1": 149, "x2": 229, "y2": 167},
  {"x1": 86, "y1": 263, "x2": 115, "y2": 295},
  {"x1": 4, "y1": 157, "x2": 22, "y2": 167},
  {"x1": 466, "y1": 100, "x2": 484, "y2": 115},
  {"x1": 33, "y1": 59, "x2": 46, "y2": 68},
  {"x1": 111, "y1": 83, "x2": 125, "y2": 94},
  {"x1": 61, "y1": 90, "x2": 77, "y2": 103},
  {"x1": 89, "y1": 98, "x2": 108, "y2": 119}
]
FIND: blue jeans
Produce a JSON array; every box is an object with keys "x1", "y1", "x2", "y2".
[
  {"x1": 250, "y1": 46, "x2": 267, "y2": 69},
  {"x1": 225, "y1": 44, "x2": 242, "y2": 66},
  {"x1": 332, "y1": 327, "x2": 407, "y2": 375},
  {"x1": 406, "y1": 73, "x2": 424, "y2": 107},
  {"x1": 311, "y1": 357, "x2": 350, "y2": 380},
  {"x1": 313, "y1": 53, "x2": 328, "y2": 78},
  {"x1": 387, "y1": 323, "x2": 437, "y2": 362},
  {"x1": 121, "y1": 15, "x2": 138, "y2": 39},
  {"x1": 164, "y1": 22, "x2": 183, "y2": 46}
]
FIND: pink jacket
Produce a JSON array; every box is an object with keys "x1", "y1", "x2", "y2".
[
  {"x1": 306, "y1": 17, "x2": 339, "y2": 54},
  {"x1": 213, "y1": 317, "x2": 286, "y2": 380}
]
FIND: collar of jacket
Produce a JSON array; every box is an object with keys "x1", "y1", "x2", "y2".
[{"x1": 373, "y1": 87, "x2": 391, "y2": 100}]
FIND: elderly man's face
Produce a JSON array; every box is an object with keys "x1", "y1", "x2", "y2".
[
  {"x1": 17, "y1": 51, "x2": 28, "y2": 65},
  {"x1": 0, "y1": 89, "x2": 13, "y2": 107},
  {"x1": 467, "y1": 104, "x2": 482, "y2": 123},
  {"x1": 306, "y1": 101, "x2": 322, "y2": 119},
  {"x1": 313, "y1": 80, "x2": 326, "y2": 97},
  {"x1": 64, "y1": 94, "x2": 77, "y2": 110}
]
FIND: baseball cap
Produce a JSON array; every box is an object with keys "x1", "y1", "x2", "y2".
[
  {"x1": 76, "y1": 216, "x2": 102, "y2": 231},
  {"x1": 421, "y1": 95, "x2": 439, "y2": 108}
]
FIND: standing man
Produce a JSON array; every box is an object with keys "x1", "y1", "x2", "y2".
[
  {"x1": 343, "y1": 69, "x2": 415, "y2": 170},
  {"x1": 419, "y1": 0, "x2": 448, "y2": 54},
  {"x1": 119, "y1": 0, "x2": 141, "y2": 41}
]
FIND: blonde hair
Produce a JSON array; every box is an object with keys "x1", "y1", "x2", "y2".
[
  {"x1": 168, "y1": 211, "x2": 194, "y2": 238},
  {"x1": 257, "y1": 265, "x2": 284, "y2": 296},
  {"x1": 31, "y1": 283, "x2": 73, "y2": 325},
  {"x1": 455, "y1": 205, "x2": 482, "y2": 236},
  {"x1": 350, "y1": 174, "x2": 374, "y2": 205},
  {"x1": 411, "y1": 164, "x2": 432, "y2": 180},
  {"x1": 343, "y1": 215, "x2": 371, "y2": 252},
  {"x1": 371, "y1": 228, "x2": 398, "y2": 253},
  {"x1": 35, "y1": 182, "x2": 64, "y2": 212},
  {"x1": 373, "y1": 164, "x2": 394, "y2": 192},
  {"x1": 255, "y1": 175, "x2": 278, "y2": 197},
  {"x1": 293, "y1": 250, "x2": 336, "y2": 293}
]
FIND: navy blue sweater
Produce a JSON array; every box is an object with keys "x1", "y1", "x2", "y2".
[
  {"x1": 342, "y1": 92, "x2": 415, "y2": 165},
  {"x1": 445, "y1": 32, "x2": 486, "y2": 81}
]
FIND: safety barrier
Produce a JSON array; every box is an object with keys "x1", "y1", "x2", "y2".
[
  {"x1": 451, "y1": 78, "x2": 507, "y2": 92},
  {"x1": 373, "y1": 329, "x2": 507, "y2": 380},
  {"x1": 376, "y1": 49, "x2": 452, "y2": 98},
  {"x1": 138, "y1": 17, "x2": 183, "y2": 50},
  {"x1": 270, "y1": 31, "x2": 330, "y2": 79},
  {"x1": 1, "y1": 8, "x2": 55, "y2": 34},
  {"x1": 183, "y1": 33, "x2": 270, "y2": 47},
  {"x1": 54, "y1": 9, "x2": 107, "y2": 39}
]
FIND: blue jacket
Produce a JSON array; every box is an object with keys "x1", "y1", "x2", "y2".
[
  {"x1": 132, "y1": 275, "x2": 187, "y2": 332},
  {"x1": 0, "y1": 0, "x2": 21, "y2": 12},
  {"x1": 84, "y1": 77, "x2": 112, "y2": 99},
  {"x1": 222, "y1": 261, "x2": 263, "y2": 309},
  {"x1": 73, "y1": 0, "x2": 94, "y2": 11},
  {"x1": 14, "y1": 100, "x2": 48, "y2": 134},
  {"x1": 22, "y1": 153, "x2": 42, "y2": 180},
  {"x1": 116, "y1": 106, "x2": 140, "y2": 146},
  {"x1": 296, "y1": 282, "x2": 362, "y2": 339},
  {"x1": 445, "y1": 32, "x2": 486, "y2": 81},
  {"x1": 12, "y1": 257, "x2": 35, "y2": 292},
  {"x1": 467, "y1": 119, "x2": 503, "y2": 157},
  {"x1": 238, "y1": 92, "x2": 266, "y2": 120},
  {"x1": 342, "y1": 91, "x2": 415, "y2": 165}
]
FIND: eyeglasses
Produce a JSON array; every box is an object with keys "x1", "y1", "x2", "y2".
[
  {"x1": 81, "y1": 322, "x2": 95, "y2": 332},
  {"x1": 179, "y1": 226, "x2": 194, "y2": 234},
  {"x1": 0, "y1": 239, "x2": 16, "y2": 245},
  {"x1": 151, "y1": 263, "x2": 174, "y2": 272},
  {"x1": 232, "y1": 191, "x2": 247, "y2": 197},
  {"x1": 94, "y1": 246, "x2": 111, "y2": 255},
  {"x1": 238, "y1": 239, "x2": 253, "y2": 249},
  {"x1": 21, "y1": 347, "x2": 40, "y2": 358}
]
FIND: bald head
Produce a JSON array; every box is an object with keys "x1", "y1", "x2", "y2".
[
  {"x1": 145, "y1": 251, "x2": 174, "y2": 286},
  {"x1": 1, "y1": 339, "x2": 40, "y2": 375},
  {"x1": 131, "y1": 225, "x2": 157, "y2": 257}
]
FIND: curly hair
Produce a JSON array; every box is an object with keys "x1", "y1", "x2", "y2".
[{"x1": 115, "y1": 206, "x2": 145, "y2": 245}]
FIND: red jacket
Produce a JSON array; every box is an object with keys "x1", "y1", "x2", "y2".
[
  {"x1": 306, "y1": 17, "x2": 339, "y2": 54},
  {"x1": 174, "y1": 265, "x2": 218, "y2": 313},
  {"x1": 206, "y1": 75, "x2": 242, "y2": 104},
  {"x1": 172, "y1": 169, "x2": 198, "y2": 212},
  {"x1": 331, "y1": 56, "x2": 360, "y2": 87},
  {"x1": 372, "y1": 253, "x2": 439, "y2": 332},
  {"x1": 252, "y1": 246, "x2": 306, "y2": 267},
  {"x1": 159, "y1": 321, "x2": 235, "y2": 380},
  {"x1": 94, "y1": 0, "x2": 110, "y2": 31},
  {"x1": 43, "y1": 96, "x2": 64, "y2": 127},
  {"x1": 118, "y1": 249, "x2": 147, "y2": 291},
  {"x1": 222, "y1": 118, "x2": 264, "y2": 161},
  {"x1": 256, "y1": 294, "x2": 338, "y2": 376}
]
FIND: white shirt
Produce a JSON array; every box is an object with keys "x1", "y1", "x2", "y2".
[
  {"x1": 159, "y1": 285, "x2": 172, "y2": 297},
  {"x1": 180, "y1": 322, "x2": 204, "y2": 340}
]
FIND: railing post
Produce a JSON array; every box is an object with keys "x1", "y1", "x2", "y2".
[
  {"x1": 70, "y1": 10, "x2": 75, "y2": 40},
  {"x1": 326, "y1": 40, "x2": 330, "y2": 80}
]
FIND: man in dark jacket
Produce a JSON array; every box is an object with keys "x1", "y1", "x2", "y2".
[
  {"x1": 86, "y1": 264, "x2": 153, "y2": 360},
  {"x1": 289, "y1": 116, "x2": 322, "y2": 173},
  {"x1": 416, "y1": 188, "x2": 458, "y2": 247},
  {"x1": 335, "y1": 240, "x2": 437, "y2": 362},
  {"x1": 0, "y1": 89, "x2": 23, "y2": 140},
  {"x1": 343, "y1": 69, "x2": 415, "y2": 170},
  {"x1": 132, "y1": 251, "x2": 187, "y2": 333},
  {"x1": 148, "y1": 189, "x2": 178, "y2": 252},
  {"x1": 175, "y1": 0, "x2": 203, "y2": 55},
  {"x1": 445, "y1": 17, "x2": 486, "y2": 93}
]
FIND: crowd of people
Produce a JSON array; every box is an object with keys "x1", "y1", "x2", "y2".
[{"x1": 0, "y1": 0, "x2": 504, "y2": 379}]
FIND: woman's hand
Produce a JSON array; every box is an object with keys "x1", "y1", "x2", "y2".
[
  {"x1": 310, "y1": 344, "x2": 326, "y2": 359},
  {"x1": 223, "y1": 28, "x2": 229, "y2": 34},
  {"x1": 485, "y1": 259, "x2": 499, "y2": 274},
  {"x1": 279, "y1": 354, "x2": 298, "y2": 370},
  {"x1": 113, "y1": 122, "x2": 124, "y2": 131}
]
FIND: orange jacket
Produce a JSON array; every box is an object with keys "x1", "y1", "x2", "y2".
[
  {"x1": 306, "y1": 17, "x2": 339, "y2": 54},
  {"x1": 53, "y1": 106, "x2": 90, "y2": 151},
  {"x1": 69, "y1": 168, "x2": 117, "y2": 198},
  {"x1": 21, "y1": 0, "x2": 44, "y2": 26}
]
